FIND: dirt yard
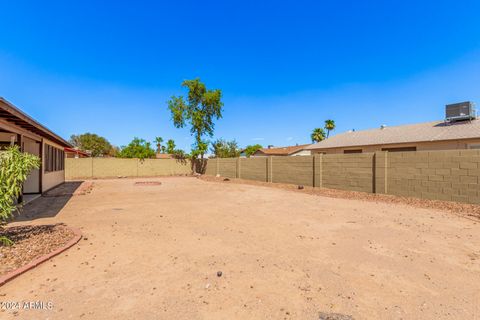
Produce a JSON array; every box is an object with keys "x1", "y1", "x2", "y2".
[{"x1": 1, "y1": 177, "x2": 479, "y2": 319}]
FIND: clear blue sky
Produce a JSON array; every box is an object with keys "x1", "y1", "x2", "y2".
[{"x1": 1, "y1": 1, "x2": 480, "y2": 151}]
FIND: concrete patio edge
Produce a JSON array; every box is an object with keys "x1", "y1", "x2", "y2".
[{"x1": 0, "y1": 226, "x2": 82, "y2": 287}]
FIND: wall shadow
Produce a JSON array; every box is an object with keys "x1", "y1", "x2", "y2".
[{"x1": 13, "y1": 181, "x2": 84, "y2": 222}]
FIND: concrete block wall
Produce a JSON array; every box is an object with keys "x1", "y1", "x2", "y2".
[
  {"x1": 240, "y1": 157, "x2": 268, "y2": 181},
  {"x1": 205, "y1": 151, "x2": 480, "y2": 205},
  {"x1": 217, "y1": 158, "x2": 237, "y2": 178},
  {"x1": 66, "y1": 158, "x2": 191, "y2": 179},
  {"x1": 386, "y1": 150, "x2": 480, "y2": 204},
  {"x1": 322, "y1": 153, "x2": 374, "y2": 192},
  {"x1": 271, "y1": 156, "x2": 314, "y2": 186}
]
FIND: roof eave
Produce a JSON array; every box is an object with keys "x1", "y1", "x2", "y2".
[{"x1": 0, "y1": 97, "x2": 72, "y2": 148}]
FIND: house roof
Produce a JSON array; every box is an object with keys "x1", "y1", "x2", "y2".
[
  {"x1": 64, "y1": 147, "x2": 90, "y2": 157},
  {"x1": 307, "y1": 119, "x2": 480, "y2": 150},
  {"x1": 256, "y1": 144, "x2": 311, "y2": 155},
  {"x1": 0, "y1": 97, "x2": 72, "y2": 147}
]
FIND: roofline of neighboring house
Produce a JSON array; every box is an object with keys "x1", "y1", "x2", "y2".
[
  {"x1": 64, "y1": 147, "x2": 90, "y2": 157},
  {"x1": 0, "y1": 97, "x2": 72, "y2": 148},
  {"x1": 307, "y1": 136, "x2": 480, "y2": 150},
  {"x1": 255, "y1": 144, "x2": 311, "y2": 155},
  {"x1": 306, "y1": 119, "x2": 480, "y2": 150}
]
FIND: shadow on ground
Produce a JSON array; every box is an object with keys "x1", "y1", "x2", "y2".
[{"x1": 14, "y1": 181, "x2": 84, "y2": 222}]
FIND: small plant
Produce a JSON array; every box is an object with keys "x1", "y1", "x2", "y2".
[{"x1": 0, "y1": 146, "x2": 40, "y2": 245}]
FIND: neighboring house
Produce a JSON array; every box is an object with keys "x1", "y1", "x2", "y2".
[
  {"x1": 308, "y1": 102, "x2": 480, "y2": 154},
  {"x1": 252, "y1": 144, "x2": 311, "y2": 157},
  {"x1": 65, "y1": 147, "x2": 90, "y2": 158},
  {"x1": 0, "y1": 97, "x2": 71, "y2": 196}
]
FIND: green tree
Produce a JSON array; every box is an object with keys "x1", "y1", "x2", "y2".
[
  {"x1": 311, "y1": 128, "x2": 326, "y2": 143},
  {"x1": 69, "y1": 133, "x2": 113, "y2": 157},
  {"x1": 243, "y1": 144, "x2": 263, "y2": 157},
  {"x1": 117, "y1": 138, "x2": 155, "y2": 159},
  {"x1": 167, "y1": 78, "x2": 223, "y2": 161},
  {"x1": 324, "y1": 119, "x2": 336, "y2": 138},
  {"x1": 0, "y1": 146, "x2": 40, "y2": 245},
  {"x1": 211, "y1": 139, "x2": 240, "y2": 158},
  {"x1": 166, "y1": 139, "x2": 176, "y2": 154},
  {"x1": 154, "y1": 137, "x2": 164, "y2": 153}
]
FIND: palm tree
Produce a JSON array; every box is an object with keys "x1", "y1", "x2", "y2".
[
  {"x1": 324, "y1": 119, "x2": 335, "y2": 138},
  {"x1": 154, "y1": 137, "x2": 164, "y2": 153},
  {"x1": 311, "y1": 128, "x2": 326, "y2": 143}
]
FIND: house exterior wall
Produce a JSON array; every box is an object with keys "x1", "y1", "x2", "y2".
[
  {"x1": 310, "y1": 138, "x2": 480, "y2": 154},
  {"x1": 0, "y1": 120, "x2": 66, "y2": 193},
  {"x1": 42, "y1": 139, "x2": 65, "y2": 192},
  {"x1": 252, "y1": 149, "x2": 311, "y2": 157},
  {"x1": 23, "y1": 137, "x2": 41, "y2": 193},
  {"x1": 289, "y1": 150, "x2": 312, "y2": 156}
]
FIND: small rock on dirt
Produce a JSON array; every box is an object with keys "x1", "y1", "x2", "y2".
[
  {"x1": 217, "y1": 271, "x2": 223, "y2": 277},
  {"x1": 318, "y1": 312, "x2": 354, "y2": 320},
  {"x1": 298, "y1": 185, "x2": 304, "y2": 190},
  {"x1": 223, "y1": 178, "x2": 230, "y2": 182}
]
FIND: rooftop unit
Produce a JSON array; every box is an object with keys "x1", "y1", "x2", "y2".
[{"x1": 445, "y1": 101, "x2": 476, "y2": 122}]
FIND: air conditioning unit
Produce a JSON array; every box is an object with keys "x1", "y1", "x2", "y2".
[{"x1": 445, "y1": 101, "x2": 476, "y2": 122}]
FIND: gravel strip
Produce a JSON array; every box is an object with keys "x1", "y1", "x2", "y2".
[
  {"x1": 0, "y1": 224, "x2": 76, "y2": 276},
  {"x1": 199, "y1": 175, "x2": 480, "y2": 221}
]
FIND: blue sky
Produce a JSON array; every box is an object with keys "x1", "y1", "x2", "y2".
[{"x1": 1, "y1": 1, "x2": 480, "y2": 151}]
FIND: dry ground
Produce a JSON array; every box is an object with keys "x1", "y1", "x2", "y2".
[{"x1": 1, "y1": 177, "x2": 479, "y2": 319}]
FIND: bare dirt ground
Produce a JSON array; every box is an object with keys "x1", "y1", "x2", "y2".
[{"x1": 1, "y1": 177, "x2": 479, "y2": 319}]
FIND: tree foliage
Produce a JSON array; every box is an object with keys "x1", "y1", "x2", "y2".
[
  {"x1": 167, "y1": 78, "x2": 223, "y2": 159},
  {"x1": 166, "y1": 139, "x2": 176, "y2": 154},
  {"x1": 211, "y1": 139, "x2": 240, "y2": 158},
  {"x1": 311, "y1": 128, "x2": 326, "y2": 143},
  {"x1": 0, "y1": 146, "x2": 40, "y2": 245},
  {"x1": 154, "y1": 137, "x2": 164, "y2": 153},
  {"x1": 117, "y1": 138, "x2": 155, "y2": 159},
  {"x1": 243, "y1": 144, "x2": 263, "y2": 157},
  {"x1": 70, "y1": 133, "x2": 113, "y2": 157},
  {"x1": 324, "y1": 119, "x2": 336, "y2": 138}
]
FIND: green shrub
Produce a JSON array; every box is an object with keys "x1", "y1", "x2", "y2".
[{"x1": 0, "y1": 146, "x2": 40, "y2": 245}]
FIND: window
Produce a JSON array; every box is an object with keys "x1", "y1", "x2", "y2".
[
  {"x1": 45, "y1": 144, "x2": 64, "y2": 172},
  {"x1": 344, "y1": 149, "x2": 362, "y2": 154},
  {"x1": 381, "y1": 147, "x2": 416, "y2": 152}
]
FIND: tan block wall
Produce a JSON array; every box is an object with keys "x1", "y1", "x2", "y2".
[
  {"x1": 386, "y1": 150, "x2": 480, "y2": 204},
  {"x1": 66, "y1": 158, "x2": 192, "y2": 179},
  {"x1": 138, "y1": 159, "x2": 191, "y2": 176},
  {"x1": 240, "y1": 157, "x2": 268, "y2": 181},
  {"x1": 65, "y1": 158, "x2": 93, "y2": 179},
  {"x1": 203, "y1": 151, "x2": 480, "y2": 205},
  {"x1": 271, "y1": 156, "x2": 314, "y2": 186},
  {"x1": 92, "y1": 158, "x2": 138, "y2": 178},
  {"x1": 204, "y1": 159, "x2": 217, "y2": 176},
  {"x1": 217, "y1": 158, "x2": 237, "y2": 178},
  {"x1": 322, "y1": 153, "x2": 374, "y2": 192}
]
